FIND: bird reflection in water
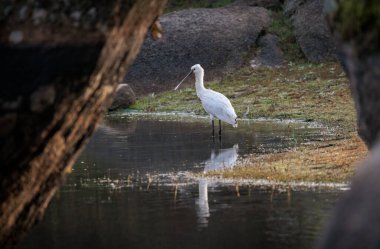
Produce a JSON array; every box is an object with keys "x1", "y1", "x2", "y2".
[{"x1": 196, "y1": 144, "x2": 239, "y2": 228}]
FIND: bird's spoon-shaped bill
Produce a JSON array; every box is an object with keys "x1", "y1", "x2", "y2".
[{"x1": 174, "y1": 70, "x2": 192, "y2": 90}]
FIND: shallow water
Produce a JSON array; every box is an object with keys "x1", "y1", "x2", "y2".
[{"x1": 23, "y1": 114, "x2": 342, "y2": 249}]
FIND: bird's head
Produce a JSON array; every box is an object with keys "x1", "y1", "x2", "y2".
[
  {"x1": 174, "y1": 64, "x2": 204, "y2": 90},
  {"x1": 191, "y1": 64, "x2": 204, "y2": 74}
]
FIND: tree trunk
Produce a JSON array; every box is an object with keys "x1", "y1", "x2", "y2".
[
  {"x1": 317, "y1": 1, "x2": 380, "y2": 248},
  {"x1": 325, "y1": 0, "x2": 380, "y2": 148},
  {"x1": 0, "y1": 1, "x2": 167, "y2": 247}
]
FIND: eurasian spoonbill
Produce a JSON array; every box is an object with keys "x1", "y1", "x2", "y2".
[{"x1": 174, "y1": 64, "x2": 238, "y2": 137}]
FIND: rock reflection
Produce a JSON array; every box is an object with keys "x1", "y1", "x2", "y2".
[
  {"x1": 97, "y1": 119, "x2": 137, "y2": 136},
  {"x1": 196, "y1": 145, "x2": 239, "y2": 228}
]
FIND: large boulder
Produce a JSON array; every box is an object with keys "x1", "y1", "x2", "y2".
[
  {"x1": 233, "y1": 0, "x2": 283, "y2": 9},
  {"x1": 109, "y1": 84, "x2": 136, "y2": 110},
  {"x1": 283, "y1": 0, "x2": 303, "y2": 16},
  {"x1": 250, "y1": 33, "x2": 284, "y2": 68},
  {"x1": 284, "y1": 0, "x2": 337, "y2": 62},
  {"x1": 125, "y1": 5, "x2": 271, "y2": 95}
]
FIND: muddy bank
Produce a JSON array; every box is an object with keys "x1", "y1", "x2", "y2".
[{"x1": 206, "y1": 133, "x2": 367, "y2": 183}]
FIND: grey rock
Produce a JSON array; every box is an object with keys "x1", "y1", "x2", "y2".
[
  {"x1": 19, "y1": 6, "x2": 28, "y2": 21},
  {"x1": 49, "y1": 13, "x2": 57, "y2": 22},
  {"x1": 8, "y1": 30, "x2": 24, "y2": 44},
  {"x1": 283, "y1": 0, "x2": 303, "y2": 16},
  {"x1": 109, "y1": 84, "x2": 136, "y2": 110},
  {"x1": 30, "y1": 86, "x2": 56, "y2": 113},
  {"x1": 233, "y1": 0, "x2": 283, "y2": 9},
  {"x1": 284, "y1": 0, "x2": 337, "y2": 62},
  {"x1": 1, "y1": 96, "x2": 23, "y2": 110},
  {"x1": 125, "y1": 5, "x2": 270, "y2": 95},
  {"x1": 70, "y1": 11, "x2": 82, "y2": 21},
  {"x1": 97, "y1": 24, "x2": 108, "y2": 34},
  {"x1": 251, "y1": 34, "x2": 284, "y2": 68},
  {"x1": 4, "y1": 6, "x2": 13, "y2": 17},
  {"x1": 87, "y1": 7, "x2": 97, "y2": 19},
  {"x1": 32, "y1": 8, "x2": 47, "y2": 25}
]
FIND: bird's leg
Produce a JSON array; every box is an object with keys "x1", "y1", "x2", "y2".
[
  {"x1": 218, "y1": 120, "x2": 222, "y2": 146},
  {"x1": 211, "y1": 119, "x2": 215, "y2": 138},
  {"x1": 218, "y1": 120, "x2": 222, "y2": 137}
]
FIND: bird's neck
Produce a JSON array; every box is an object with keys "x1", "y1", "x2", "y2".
[{"x1": 195, "y1": 70, "x2": 205, "y2": 95}]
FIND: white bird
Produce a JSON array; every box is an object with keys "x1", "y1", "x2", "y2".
[{"x1": 174, "y1": 64, "x2": 238, "y2": 137}]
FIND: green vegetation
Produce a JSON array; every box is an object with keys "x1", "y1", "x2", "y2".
[
  {"x1": 267, "y1": 11, "x2": 304, "y2": 62},
  {"x1": 337, "y1": 0, "x2": 380, "y2": 37}
]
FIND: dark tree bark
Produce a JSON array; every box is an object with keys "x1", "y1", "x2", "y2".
[
  {"x1": 0, "y1": 1, "x2": 167, "y2": 247},
  {"x1": 317, "y1": 1, "x2": 380, "y2": 248},
  {"x1": 324, "y1": 0, "x2": 380, "y2": 148}
]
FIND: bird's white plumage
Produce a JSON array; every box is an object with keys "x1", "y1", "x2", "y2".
[
  {"x1": 199, "y1": 89, "x2": 237, "y2": 127},
  {"x1": 174, "y1": 64, "x2": 238, "y2": 128},
  {"x1": 190, "y1": 64, "x2": 238, "y2": 128}
]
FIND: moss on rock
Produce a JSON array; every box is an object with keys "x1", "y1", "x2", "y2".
[{"x1": 327, "y1": 0, "x2": 380, "y2": 50}]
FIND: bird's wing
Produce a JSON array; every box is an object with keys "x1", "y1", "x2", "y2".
[{"x1": 201, "y1": 89, "x2": 237, "y2": 125}]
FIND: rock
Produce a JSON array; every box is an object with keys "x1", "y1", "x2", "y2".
[
  {"x1": 70, "y1": 11, "x2": 82, "y2": 21},
  {"x1": 109, "y1": 84, "x2": 136, "y2": 110},
  {"x1": 8, "y1": 30, "x2": 23, "y2": 44},
  {"x1": 250, "y1": 34, "x2": 284, "y2": 68},
  {"x1": 284, "y1": 0, "x2": 337, "y2": 62},
  {"x1": 18, "y1": 6, "x2": 28, "y2": 21},
  {"x1": 30, "y1": 85, "x2": 56, "y2": 112},
  {"x1": 32, "y1": 8, "x2": 47, "y2": 25},
  {"x1": 87, "y1": 7, "x2": 97, "y2": 19},
  {"x1": 125, "y1": 5, "x2": 270, "y2": 95},
  {"x1": 3, "y1": 6, "x2": 13, "y2": 17},
  {"x1": 233, "y1": 0, "x2": 283, "y2": 9},
  {"x1": 283, "y1": 0, "x2": 303, "y2": 16}
]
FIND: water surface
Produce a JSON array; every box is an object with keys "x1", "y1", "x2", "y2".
[{"x1": 23, "y1": 114, "x2": 342, "y2": 249}]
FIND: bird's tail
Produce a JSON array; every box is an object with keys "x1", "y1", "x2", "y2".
[{"x1": 233, "y1": 118, "x2": 238, "y2": 128}]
